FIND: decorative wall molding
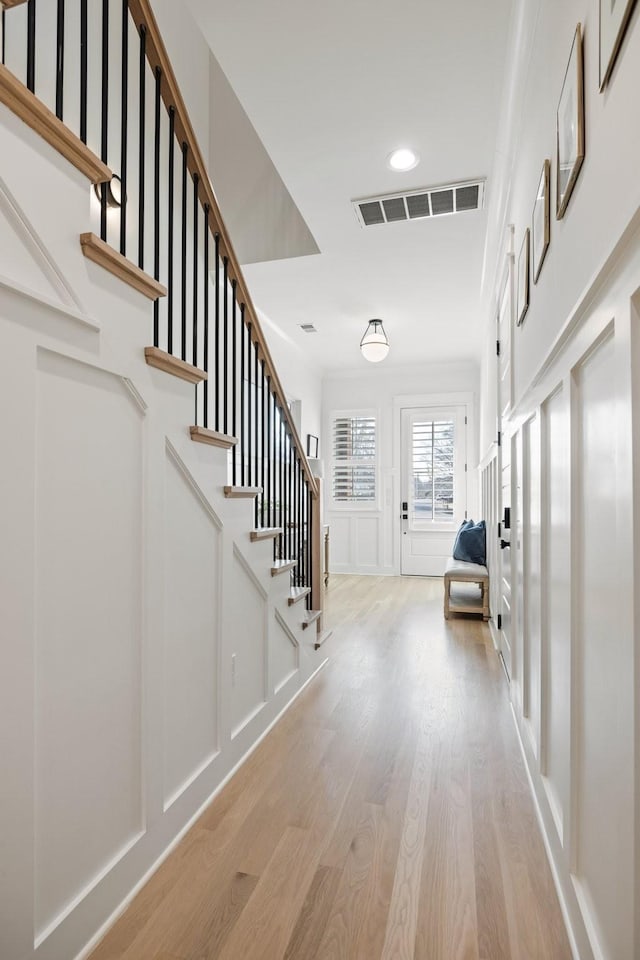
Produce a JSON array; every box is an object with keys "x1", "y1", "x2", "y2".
[
  {"x1": 165, "y1": 439, "x2": 223, "y2": 530},
  {"x1": 0, "y1": 174, "x2": 87, "y2": 314}
]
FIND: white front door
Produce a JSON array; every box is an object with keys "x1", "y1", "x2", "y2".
[{"x1": 400, "y1": 406, "x2": 467, "y2": 576}]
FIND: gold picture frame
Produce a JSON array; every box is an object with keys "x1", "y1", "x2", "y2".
[
  {"x1": 532, "y1": 160, "x2": 550, "y2": 284},
  {"x1": 600, "y1": 0, "x2": 639, "y2": 90},
  {"x1": 516, "y1": 229, "x2": 530, "y2": 327},
  {"x1": 556, "y1": 24, "x2": 585, "y2": 220}
]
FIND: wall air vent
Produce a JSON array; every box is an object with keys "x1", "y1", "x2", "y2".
[
  {"x1": 299, "y1": 323, "x2": 318, "y2": 333},
  {"x1": 352, "y1": 179, "x2": 486, "y2": 227}
]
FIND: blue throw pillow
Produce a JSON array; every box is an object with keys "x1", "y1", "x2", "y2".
[{"x1": 452, "y1": 519, "x2": 486, "y2": 565}]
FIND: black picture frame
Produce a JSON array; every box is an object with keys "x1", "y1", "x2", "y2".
[{"x1": 306, "y1": 434, "x2": 319, "y2": 458}]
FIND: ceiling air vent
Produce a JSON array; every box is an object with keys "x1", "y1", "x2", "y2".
[
  {"x1": 299, "y1": 323, "x2": 318, "y2": 333},
  {"x1": 352, "y1": 179, "x2": 485, "y2": 228}
]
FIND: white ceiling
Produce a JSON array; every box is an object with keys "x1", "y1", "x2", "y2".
[{"x1": 186, "y1": 0, "x2": 513, "y2": 373}]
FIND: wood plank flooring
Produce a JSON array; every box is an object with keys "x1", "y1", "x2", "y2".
[{"x1": 89, "y1": 575, "x2": 572, "y2": 960}]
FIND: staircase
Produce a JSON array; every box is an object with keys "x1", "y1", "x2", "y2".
[{"x1": 0, "y1": 3, "x2": 328, "y2": 959}]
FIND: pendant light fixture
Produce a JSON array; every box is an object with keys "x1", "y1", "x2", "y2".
[{"x1": 360, "y1": 319, "x2": 390, "y2": 363}]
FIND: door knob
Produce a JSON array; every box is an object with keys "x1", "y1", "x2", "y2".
[{"x1": 500, "y1": 539, "x2": 510, "y2": 550}]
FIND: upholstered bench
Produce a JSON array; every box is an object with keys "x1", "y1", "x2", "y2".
[{"x1": 443, "y1": 557, "x2": 489, "y2": 620}]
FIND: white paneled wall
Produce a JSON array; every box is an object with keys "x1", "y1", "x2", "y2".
[
  {"x1": 0, "y1": 94, "x2": 324, "y2": 960},
  {"x1": 481, "y1": 226, "x2": 640, "y2": 960}
]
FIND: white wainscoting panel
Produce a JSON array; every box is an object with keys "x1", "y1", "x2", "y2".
[
  {"x1": 573, "y1": 329, "x2": 634, "y2": 960},
  {"x1": 34, "y1": 349, "x2": 144, "y2": 940},
  {"x1": 229, "y1": 547, "x2": 268, "y2": 737},
  {"x1": 523, "y1": 413, "x2": 541, "y2": 759},
  {"x1": 541, "y1": 385, "x2": 571, "y2": 845},
  {"x1": 163, "y1": 446, "x2": 221, "y2": 810},
  {"x1": 272, "y1": 610, "x2": 299, "y2": 695},
  {"x1": 354, "y1": 516, "x2": 379, "y2": 570},
  {"x1": 329, "y1": 515, "x2": 351, "y2": 567}
]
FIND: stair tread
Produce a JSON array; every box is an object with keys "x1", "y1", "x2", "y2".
[
  {"x1": 190, "y1": 426, "x2": 237, "y2": 449},
  {"x1": 315, "y1": 629, "x2": 333, "y2": 651},
  {"x1": 224, "y1": 486, "x2": 262, "y2": 499},
  {"x1": 288, "y1": 586, "x2": 311, "y2": 606},
  {"x1": 250, "y1": 527, "x2": 282, "y2": 541},
  {"x1": 271, "y1": 559, "x2": 296, "y2": 576},
  {"x1": 81, "y1": 233, "x2": 167, "y2": 300},
  {"x1": 145, "y1": 346, "x2": 206, "y2": 383},
  {"x1": 301, "y1": 609, "x2": 321, "y2": 629}
]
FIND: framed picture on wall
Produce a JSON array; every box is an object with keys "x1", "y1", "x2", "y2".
[
  {"x1": 516, "y1": 229, "x2": 530, "y2": 326},
  {"x1": 306, "y1": 434, "x2": 319, "y2": 458},
  {"x1": 531, "y1": 159, "x2": 550, "y2": 283},
  {"x1": 556, "y1": 24, "x2": 585, "y2": 219},
  {"x1": 599, "y1": 0, "x2": 639, "y2": 89}
]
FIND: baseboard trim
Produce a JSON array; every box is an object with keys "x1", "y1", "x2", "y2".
[{"x1": 75, "y1": 656, "x2": 328, "y2": 960}]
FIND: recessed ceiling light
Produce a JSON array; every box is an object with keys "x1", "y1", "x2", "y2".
[{"x1": 387, "y1": 148, "x2": 419, "y2": 172}]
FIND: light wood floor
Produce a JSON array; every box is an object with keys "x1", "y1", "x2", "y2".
[{"x1": 90, "y1": 575, "x2": 572, "y2": 960}]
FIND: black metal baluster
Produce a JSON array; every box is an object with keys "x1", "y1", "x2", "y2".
[
  {"x1": 203, "y1": 206, "x2": 210, "y2": 428},
  {"x1": 260, "y1": 361, "x2": 266, "y2": 527},
  {"x1": 180, "y1": 142, "x2": 188, "y2": 362},
  {"x1": 55, "y1": 0, "x2": 65, "y2": 120},
  {"x1": 223, "y1": 257, "x2": 228, "y2": 435},
  {"x1": 119, "y1": 0, "x2": 128, "y2": 256},
  {"x1": 137, "y1": 25, "x2": 146, "y2": 268},
  {"x1": 192, "y1": 174, "x2": 199, "y2": 370},
  {"x1": 240, "y1": 304, "x2": 245, "y2": 483},
  {"x1": 192, "y1": 176, "x2": 199, "y2": 425},
  {"x1": 26, "y1": 0, "x2": 36, "y2": 92},
  {"x1": 288, "y1": 437, "x2": 293, "y2": 560},
  {"x1": 307, "y1": 487, "x2": 313, "y2": 595},
  {"x1": 167, "y1": 107, "x2": 175, "y2": 354},
  {"x1": 254, "y1": 340, "x2": 259, "y2": 528},
  {"x1": 266, "y1": 377, "x2": 271, "y2": 529},
  {"x1": 231, "y1": 280, "x2": 237, "y2": 484},
  {"x1": 295, "y1": 456, "x2": 304, "y2": 586},
  {"x1": 214, "y1": 234, "x2": 220, "y2": 430},
  {"x1": 279, "y1": 418, "x2": 285, "y2": 558},
  {"x1": 247, "y1": 323, "x2": 252, "y2": 488},
  {"x1": 80, "y1": 0, "x2": 87, "y2": 140},
  {"x1": 100, "y1": 0, "x2": 109, "y2": 240},
  {"x1": 152, "y1": 66, "x2": 161, "y2": 346}
]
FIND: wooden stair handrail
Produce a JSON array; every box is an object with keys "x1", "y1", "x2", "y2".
[{"x1": 127, "y1": 0, "x2": 318, "y2": 499}]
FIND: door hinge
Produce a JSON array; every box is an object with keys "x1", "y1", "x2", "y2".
[
  {"x1": 497, "y1": 613, "x2": 503, "y2": 630},
  {"x1": 496, "y1": 339, "x2": 501, "y2": 357},
  {"x1": 497, "y1": 430, "x2": 501, "y2": 447},
  {"x1": 464, "y1": 415, "x2": 468, "y2": 425},
  {"x1": 464, "y1": 510, "x2": 468, "y2": 519},
  {"x1": 464, "y1": 463, "x2": 467, "y2": 473},
  {"x1": 498, "y1": 521, "x2": 502, "y2": 538}
]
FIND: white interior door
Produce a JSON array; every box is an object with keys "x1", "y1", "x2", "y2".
[{"x1": 400, "y1": 406, "x2": 467, "y2": 576}]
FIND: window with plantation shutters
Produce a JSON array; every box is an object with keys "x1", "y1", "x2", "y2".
[
  {"x1": 332, "y1": 414, "x2": 376, "y2": 503},
  {"x1": 411, "y1": 419, "x2": 455, "y2": 522}
]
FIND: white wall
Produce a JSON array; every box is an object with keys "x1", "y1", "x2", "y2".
[
  {"x1": 208, "y1": 52, "x2": 319, "y2": 267},
  {"x1": 323, "y1": 361, "x2": 479, "y2": 576},
  {"x1": 479, "y1": 2, "x2": 640, "y2": 958},
  {"x1": 481, "y1": 0, "x2": 640, "y2": 458},
  {"x1": 259, "y1": 309, "x2": 323, "y2": 447}
]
